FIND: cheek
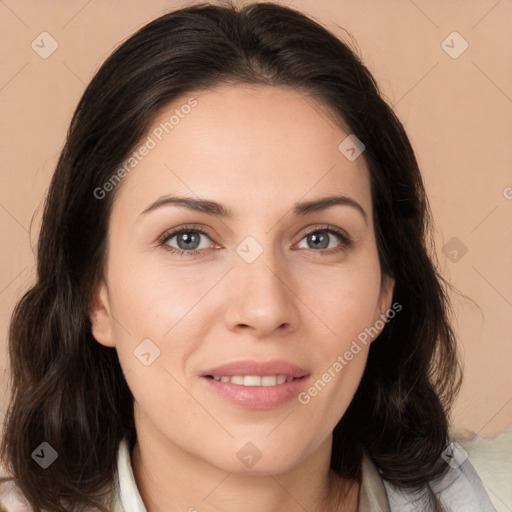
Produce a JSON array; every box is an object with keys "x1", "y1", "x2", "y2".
[
  {"x1": 107, "y1": 257, "x2": 214, "y2": 336},
  {"x1": 292, "y1": 255, "x2": 381, "y2": 415},
  {"x1": 104, "y1": 260, "x2": 218, "y2": 386},
  {"x1": 296, "y1": 311, "x2": 372, "y2": 438},
  {"x1": 107, "y1": 265, "x2": 209, "y2": 430},
  {"x1": 296, "y1": 255, "x2": 383, "y2": 344}
]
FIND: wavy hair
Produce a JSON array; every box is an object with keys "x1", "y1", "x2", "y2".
[{"x1": 0, "y1": 1, "x2": 462, "y2": 510}]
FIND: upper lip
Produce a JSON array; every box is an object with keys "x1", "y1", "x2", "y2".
[{"x1": 202, "y1": 359, "x2": 310, "y2": 378}]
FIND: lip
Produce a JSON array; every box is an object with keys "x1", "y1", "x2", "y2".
[
  {"x1": 202, "y1": 359, "x2": 310, "y2": 378},
  {"x1": 201, "y1": 359, "x2": 310, "y2": 410}
]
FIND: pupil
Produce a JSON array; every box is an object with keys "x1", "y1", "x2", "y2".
[
  {"x1": 178, "y1": 232, "x2": 199, "y2": 250},
  {"x1": 310, "y1": 232, "x2": 328, "y2": 249}
]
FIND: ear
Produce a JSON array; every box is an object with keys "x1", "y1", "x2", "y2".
[
  {"x1": 378, "y1": 274, "x2": 395, "y2": 315},
  {"x1": 89, "y1": 280, "x2": 115, "y2": 348},
  {"x1": 368, "y1": 274, "x2": 396, "y2": 343}
]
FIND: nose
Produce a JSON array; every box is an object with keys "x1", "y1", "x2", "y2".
[{"x1": 223, "y1": 250, "x2": 301, "y2": 338}]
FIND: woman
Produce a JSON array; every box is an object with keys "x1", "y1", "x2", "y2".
[{"x1": 0, "y1": 1, "x2": 497, "y2": 511}]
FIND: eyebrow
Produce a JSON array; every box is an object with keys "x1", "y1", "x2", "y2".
[{"x1": 140, "y1": 194, "x2": 367, "y2": 223}]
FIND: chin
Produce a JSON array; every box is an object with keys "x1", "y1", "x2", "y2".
[{"x1": 204, "y1": 441, "x2": 305, "y2": 476}]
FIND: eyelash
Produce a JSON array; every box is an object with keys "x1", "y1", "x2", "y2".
[{"x1": 157, "y1": 223, "x2": 353, "y2": 257}]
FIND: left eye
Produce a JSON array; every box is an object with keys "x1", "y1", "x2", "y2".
[{"x1": 297, "y1": 229, "x2": 346, "y2": 251}]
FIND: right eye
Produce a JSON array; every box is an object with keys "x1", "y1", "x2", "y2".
[{"x1": 159, "y1": 226, "x2": 216, "y2": 256}]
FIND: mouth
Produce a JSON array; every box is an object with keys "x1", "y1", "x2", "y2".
[
  {"x1": 204, "y1": 375, "x2": 303, "y2": 386},
  {"x1": 201, "y1": 359, "x2": 310, "y2": 379},
  {"x1": 200, "y1": 360, "x2": 310, "y2": 409}
]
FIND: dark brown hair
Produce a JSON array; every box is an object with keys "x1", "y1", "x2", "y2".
[{"x1": 1, "y1": 1, "x2": 462, "y2": 510}]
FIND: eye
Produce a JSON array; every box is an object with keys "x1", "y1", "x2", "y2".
[
  {"x1": 159, "y1": 225, "x2": 215, "y2": 256},
  {"x1": 296, "y1": 225, "x2": 352, "y2": 254}
]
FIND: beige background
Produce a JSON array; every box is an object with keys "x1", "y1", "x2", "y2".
[{"x1": 0, "y1": 0, "x2": 511, "y2": 439}]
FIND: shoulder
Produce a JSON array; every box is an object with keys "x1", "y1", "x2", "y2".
[
  {"x1": 380, "y1": 429, "x2": 512, "y2": 511},
  {"x1": 455, "y1": 427, "x2": 512, "y2": 511}
]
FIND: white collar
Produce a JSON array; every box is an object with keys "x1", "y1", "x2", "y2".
[{"x1": 115, "y1": 437, "x2": 147, "y2": 512}]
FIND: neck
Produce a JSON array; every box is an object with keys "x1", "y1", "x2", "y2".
[{"x1": 130, "y1": 412, "x2": 359, "y2": 512}]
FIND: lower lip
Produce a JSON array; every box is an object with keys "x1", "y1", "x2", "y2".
[{"x1": 201, "y1": 376, "x2": 309, "y2": 410}]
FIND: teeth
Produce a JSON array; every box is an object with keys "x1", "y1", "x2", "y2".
[{"x1": 211, "y1": 375, "x2": 295, "y2": 386}]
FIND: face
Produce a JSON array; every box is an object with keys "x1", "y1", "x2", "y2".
[{"x1": 90, "y1": 84, "x2": 394, "y2": 475}]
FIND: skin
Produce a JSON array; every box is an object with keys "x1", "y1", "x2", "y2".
[{"x1": 90, "y1": 84, "x2": 395, "y2": 512}]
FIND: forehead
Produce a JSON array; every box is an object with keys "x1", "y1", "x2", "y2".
[{"x1": 112, "y1": 84, "x2": 372, "y2": 223}]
